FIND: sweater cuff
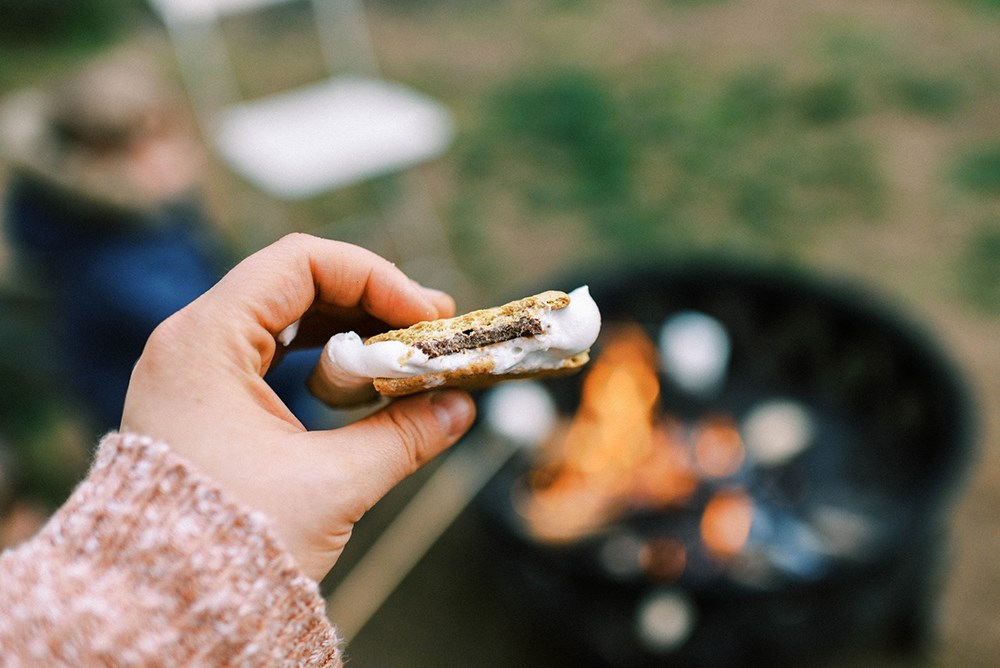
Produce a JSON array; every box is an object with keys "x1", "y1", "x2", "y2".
[{"x1": 36, "y1": 431, "x2": 342, "y2": 665}]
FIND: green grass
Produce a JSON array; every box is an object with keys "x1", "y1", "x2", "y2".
[
  {"x1": 959, "y1": 222, "x2": 1000, "y2": 312},
  {"x1": 887, "y1": 72, "x2": 967, "y2": 118},
  {"x1": 450, "y1": 58, "x2": 886, "y2": 271},
  {"x1": 658, "y1": 0, "x2": 734, "y2": 5},
  {"x1": 961, "y1": 0, "x2": 1000, "y2": 12},
  {"x1": 794, "y1": 77, "x2": 860, "y2": 125},
  {"x1": 0, "y1": 0, "x2": 138, "y2": 92},
  {"x1": 953, "y1": 145, "x2": 1000, "y2": 196},
  {"x1": 490, "y1": 70, "x2": 632, "y2": 204}
]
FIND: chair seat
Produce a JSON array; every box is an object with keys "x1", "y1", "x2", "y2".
[{"x1": 211, "y1": 76, "x2": 454, "y2": 200}]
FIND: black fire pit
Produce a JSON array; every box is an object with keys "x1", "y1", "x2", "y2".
[{"x1": 473, "y1": 259, "x2": 975, "y2": 667}]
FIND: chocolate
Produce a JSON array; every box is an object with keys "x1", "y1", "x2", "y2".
[{"x1": 415, "y1": 316, "x2": 544, "y2": 358}]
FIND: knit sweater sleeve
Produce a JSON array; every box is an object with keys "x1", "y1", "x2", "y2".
[{"x1": 0, "y1": 432, "x2": 343, "y2": 667}]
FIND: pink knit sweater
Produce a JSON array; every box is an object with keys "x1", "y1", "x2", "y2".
[{"x1": 0, "y1": 432, "x2": 343, "y2": 666}]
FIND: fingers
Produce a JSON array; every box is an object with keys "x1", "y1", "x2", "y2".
[
  {"x1": 419, "y1": 285, "x2": 456, "y2": 319},
  {"x1": 283, "y1": 282, "x2": 455, "y2": 350},
  {"x1": 313, "y1": 390, "x2": 476, "y2": 515},
  {"x1": 204, "y1": 234, "x2": 453, "y2": 343}
]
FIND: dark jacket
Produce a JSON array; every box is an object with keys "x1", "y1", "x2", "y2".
[{"x1": 4, "y1": 174, "x2": 322, "y2": 431}]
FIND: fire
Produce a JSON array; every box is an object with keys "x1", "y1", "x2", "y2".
[
  {"x1": 700, "y1": 490, "x2": 753, "y2": 559},
  {"x1": 519, "y1": 325, "x2": 698, "y2": 543},
  {"x1": 629, "y1": 420, "x2": 699, "y2": 508},
  {"x1": 507, "y1": 319, "x2": 773, "y2": 586},
  {"x1": 562, "y1": 324, "x2": 661, "y2": 488}
]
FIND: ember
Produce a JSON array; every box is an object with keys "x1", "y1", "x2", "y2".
[{"x1": 700, "y1": 489, "x2": 753, "y2": 559}]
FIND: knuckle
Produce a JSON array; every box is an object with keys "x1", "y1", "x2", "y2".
[
  {"x1": 143, "y1": 313, "x2": 185, "y2": 358},
  {"x1": 139, "y1": 307, "x2": 214, "y2": 370},
  {"x1": 266, "y1": 232, "x2": 317, "y2": 266},
  {"x1": 132, "y1": 314, "x2": 186, "y2": 379},
  {"x1": 276, "y1": 231, "x2": 314, "y2": 248}
]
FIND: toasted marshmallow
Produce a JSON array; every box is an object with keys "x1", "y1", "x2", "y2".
[{"x1": 312, "y1": 286, "x2": 601, "y2": 403}]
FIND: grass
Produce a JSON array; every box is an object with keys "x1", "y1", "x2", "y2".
[
  {"x1": 958, "y1": 222, "x2": 1000, "y2": 313},
  {"x1": 0, "y1": 0, "x2": 137, "y2": 93},
  {"x1": 888, "y1": 72, "x2": 967, "y2": 119},
  {"x1": 438, "y1": 5, "x2": 998, "y2": 312},
  {"x1": 962, "y1": 0, "x2": 1000, "y2": 12},
  {"x1": 953, "y1": 144, "x2": 1000, "y2": 196},
  {"x1": 656, "y1": 0, "x2": 734, "y2": 5},
  {"x1": 490, "y1": 69, "x2": 631, "y2": 206},
  {"x1": 450, "y1": 58, "x2": 886, "y2": 273}
]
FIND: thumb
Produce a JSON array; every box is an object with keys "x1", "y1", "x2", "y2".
[{"x1": 325, "y1": 390, "x2": 476, "y2": 514}]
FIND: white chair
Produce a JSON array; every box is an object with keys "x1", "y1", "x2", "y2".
[{"x1": 147, "y1": 0, "x2": 455, "y2": 201}]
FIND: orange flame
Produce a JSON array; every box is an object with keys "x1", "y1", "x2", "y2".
[
  {"x1": 629, "y1": 420, "x2": 699, "y2": 508},
  {"x1": 562, "y1": 324, "x2": 661, "y2": 489},
  {"x1": 521, "y1": 325, "x2": 698, "y2": 543}
]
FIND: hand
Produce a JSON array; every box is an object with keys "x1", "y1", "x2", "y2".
[{"x1": 120, "y1": 234, "x2": 477, "y2": 581}]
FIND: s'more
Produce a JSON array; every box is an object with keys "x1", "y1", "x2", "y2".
[{"x1": 310, "y1": 286, "x2": 601, "y2": 406}]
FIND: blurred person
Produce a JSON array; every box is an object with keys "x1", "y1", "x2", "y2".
[
  {"x1": 0, "y1": 55, "x2": 325, "y2": 433},
  {"x1": 0, "y1": 234, "x2": 476, "y2": 664}
]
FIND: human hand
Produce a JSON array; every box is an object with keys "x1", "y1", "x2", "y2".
[{"x1": 120, "y1": 234, "x2": 476, "y2": 581}]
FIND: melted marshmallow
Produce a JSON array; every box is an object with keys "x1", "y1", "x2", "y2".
[{"x1": 316, "y1": 286, "x2": 601, "y2": 391}]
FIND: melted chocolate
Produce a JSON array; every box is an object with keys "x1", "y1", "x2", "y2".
[{"x1": 414, "y1": 316, "x2": 544, "y2": 358}]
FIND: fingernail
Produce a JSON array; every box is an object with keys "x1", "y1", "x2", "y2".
[
  {"x1": 420, "y1": 285, "x2": 455, "y2": 320},
  {"x1": 407, "y1": 279, "x2": 440, "y2": 319},
  {"x1": 430, "y1": 391, "x2": 475, "y2": 439}
]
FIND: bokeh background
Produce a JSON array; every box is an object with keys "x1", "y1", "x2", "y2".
[{"x1": 0, "y1": 0, "x2": 998, "y2": 665}]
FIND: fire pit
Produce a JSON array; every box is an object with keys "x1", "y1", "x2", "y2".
[{"x1": 473, "y1": 259, "x2": 974, "y2": 666}]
